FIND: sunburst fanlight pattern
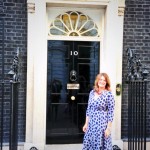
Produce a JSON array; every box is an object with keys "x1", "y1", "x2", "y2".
[{"x1": 49, "y1": 11, "x2": 99, "y2": 37}]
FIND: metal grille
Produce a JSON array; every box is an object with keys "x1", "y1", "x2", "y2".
[
  {"x1": 126, "y1": 48, "x2": 149, "y2": 150},
  {"x1": 128, "y1": 81, "x2": 147, "y2": 150}
]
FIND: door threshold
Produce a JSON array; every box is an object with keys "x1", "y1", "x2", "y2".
[{"x1": 45, "y1": 144, "x2": 82, "y2": 150}]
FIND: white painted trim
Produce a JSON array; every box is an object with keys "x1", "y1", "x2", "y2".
[
  {"x1": 47, "y1": 36, "x2": 101, "y2": 41},
  {"x1": 25, "y1": 0, "x2": 125, "y2": 149},
  {"x1": 46, "y1": 0, "x2": 110, "y2": 7},
  {"x1": 47, "y1": 7, "x2": 104, "y2": 41}
]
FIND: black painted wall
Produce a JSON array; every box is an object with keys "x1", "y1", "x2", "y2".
[
  {"x1": 0, "y1": 0, "x2": 150, "y2": 144},
  {"x1": 122, "y1": 0, "x2": 150, "y2": 139},
  {"x1": 0, "y1": 0, "x2": 27, "y2": 142}
]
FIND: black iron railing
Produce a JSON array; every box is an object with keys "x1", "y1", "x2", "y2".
[
  {"x1": 0, "y1": 46, "x2": 20, "y2": 150},
  {"x1": 128, "y1": 81, "x2": 147, "y2": 150},
  {"x1": 126, "y1": 48, "x2": 149, "y2": 150},
  {"x1": 8, "y1": 48, "x2": 20, "y2": 150}
]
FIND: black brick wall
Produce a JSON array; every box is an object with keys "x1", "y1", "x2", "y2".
[
  {"x1": 122, "y1": 0, "x2": 150, "y2": 139},
  {"x1": 0, "y1": 0, "x2": 27, "y2": 142},
  {"x1": 0, "y1": 0, "x2": 150, "y2": 144}
]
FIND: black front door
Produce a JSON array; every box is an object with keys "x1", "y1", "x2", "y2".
[{"x1": 46, "y1": 41, "x2": 100, "y2": 144}]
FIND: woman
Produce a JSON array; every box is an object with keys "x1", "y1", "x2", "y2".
[{"x1": 82, "y1": 73, "x2": 115, "y2": 150}]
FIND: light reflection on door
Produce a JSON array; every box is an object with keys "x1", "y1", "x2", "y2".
[{"x1": 46, "y1": 41, "x2": 100, "y2": 144}]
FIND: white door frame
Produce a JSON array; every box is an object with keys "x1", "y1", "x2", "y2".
[{"x1": 25, "y1": 0, "x2": 125, "y2": 149}]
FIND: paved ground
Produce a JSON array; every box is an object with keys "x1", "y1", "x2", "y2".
[{"x1": 45, "y1": 144, "x2": 82, "y2": 150}]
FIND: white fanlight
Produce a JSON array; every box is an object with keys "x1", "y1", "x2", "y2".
[{"x1": 49, "y1": 11, "x2": 99, "y2": 37}]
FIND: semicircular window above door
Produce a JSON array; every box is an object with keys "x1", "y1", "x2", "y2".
[{"x1": 48, "y1": 11, "x2": 99, "y2": 37}]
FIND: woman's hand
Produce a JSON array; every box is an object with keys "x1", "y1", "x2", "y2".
[
  {"x1": 104, "y1": 127, "x2": 111, "y2": 138},
  {"x1": 82, "y1": 123, "x2": 88, "y2": 132}
]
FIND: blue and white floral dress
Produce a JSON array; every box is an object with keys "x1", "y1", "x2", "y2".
[{"x1": 82, "y1": 90, "x2": 115, "y2": 150}]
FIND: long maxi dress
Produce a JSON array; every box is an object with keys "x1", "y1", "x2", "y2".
[{"x1": 82, "y1": 90, "x2": 115, "y2": 150}]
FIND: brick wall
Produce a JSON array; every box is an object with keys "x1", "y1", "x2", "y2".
[
  {"x1": 0, "y1": 0, "x2": 27, "y2": 142},
  {"x1": 122, "y1": 0, "x2": 150, "y2": 138},
  {"x1": 1, "y1": 0, "x2": 150, "y2": 144}
]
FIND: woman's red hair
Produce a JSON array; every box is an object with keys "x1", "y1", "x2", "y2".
[{"x1": 93, "y1": 73, "x2": 111, "y2": 93}]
